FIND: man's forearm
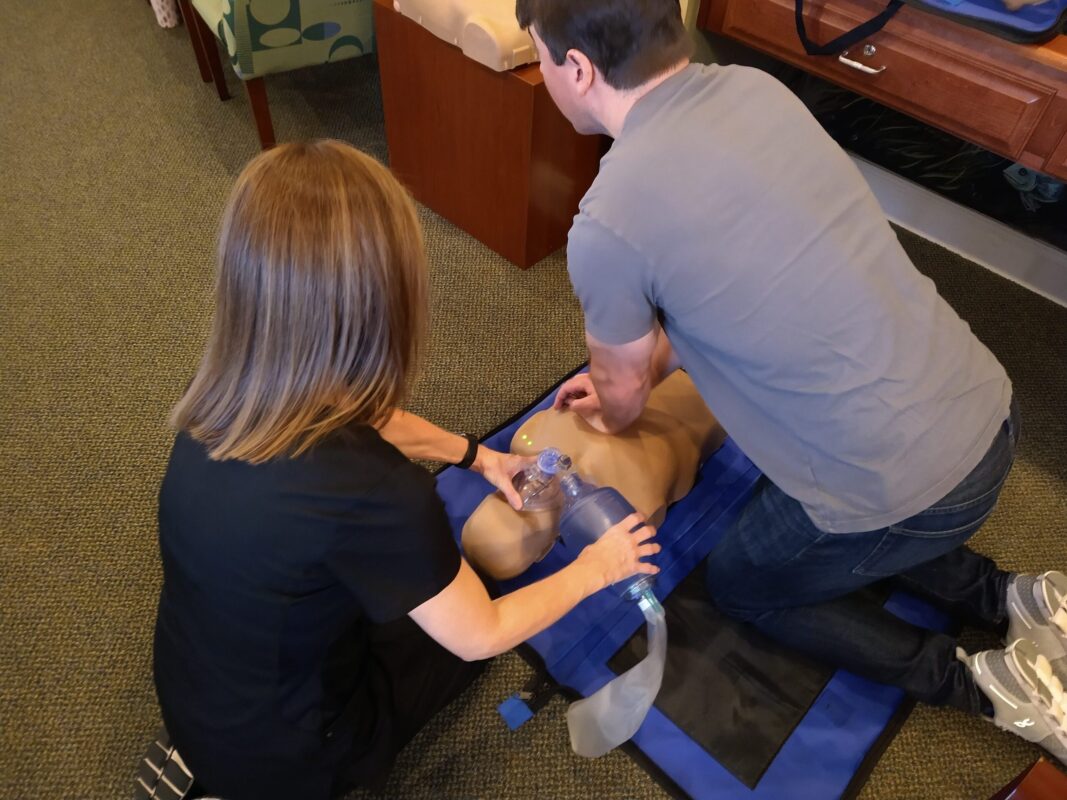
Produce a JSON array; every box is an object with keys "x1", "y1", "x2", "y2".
[
  {"x1": 590, "y1": 357, "x2": 650, "y2": 433},
  {"x1": 650, "y1": 326, "x2": 681, "y2": 386},
  {"x1": 589, "y1": 325, "x2": 679, "y2": 433}
]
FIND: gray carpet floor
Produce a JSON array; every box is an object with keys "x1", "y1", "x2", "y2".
[{"x1": 1, "y1": 2, "x2": 1065, "y2": 799}]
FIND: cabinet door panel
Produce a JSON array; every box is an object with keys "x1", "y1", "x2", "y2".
[{"x1": 714, "y1": 0, "x2": 1053, "y2": 158}]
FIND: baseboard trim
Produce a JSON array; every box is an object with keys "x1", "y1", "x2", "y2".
[{"x1": 852, "y1": 154, "x2": 1067, "y2": 309}]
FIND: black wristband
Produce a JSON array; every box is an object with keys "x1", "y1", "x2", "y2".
[{"x1": 455, "y1": 433, "x2": 479, "y2": 470}]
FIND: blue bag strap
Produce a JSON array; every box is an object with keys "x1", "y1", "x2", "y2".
[{"x1": 795, "y1": 0, "x2": 904, "y2": 56}]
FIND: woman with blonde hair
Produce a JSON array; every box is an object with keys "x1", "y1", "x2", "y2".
[{"x1": 152, "y1": 140, "x2": 658, "y2": 800}]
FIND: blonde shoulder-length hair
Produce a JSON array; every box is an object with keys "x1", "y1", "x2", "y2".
[{"x1": 171, "y1": 139, "x2": 427, "y2": 464}]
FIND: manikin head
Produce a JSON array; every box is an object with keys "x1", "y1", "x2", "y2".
[{"x1": 516, "y1": 0, "x2": 692, "y2": 136}]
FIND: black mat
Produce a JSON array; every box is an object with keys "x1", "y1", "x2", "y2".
[{"x1": 608, "y1": 562, "x2": 835, "y2": 789}]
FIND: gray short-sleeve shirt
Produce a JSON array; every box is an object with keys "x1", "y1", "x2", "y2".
[{"x1": 568, "y1": 63, "x2": 1011, "y2": 533}]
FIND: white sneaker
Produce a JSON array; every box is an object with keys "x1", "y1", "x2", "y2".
[
  {"x1": 965, "y1": 638, "x2": 1067, "y2": 766},
  {"x1": 1006, "y1": 571, "x2": 1067, "y2": 680}
]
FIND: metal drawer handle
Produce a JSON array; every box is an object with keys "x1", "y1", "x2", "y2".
[{"x1": 838, "y1": 48, "x2": 886, "y2": 75}]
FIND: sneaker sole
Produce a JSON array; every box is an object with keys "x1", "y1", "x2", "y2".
[
  {"x1": 1009, "y1": 639, "x2": 1067, "y2": 732},
  {"x1": 1007, "y1": 573, "x2": 1067, "y2": 664},
  {"x1": 1041, "y1": 571, "x2": 1067, "y2": 637}
]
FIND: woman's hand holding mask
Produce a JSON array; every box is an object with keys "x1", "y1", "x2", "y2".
[{"x1": 470, "y1": 447, "x2": 533, "y2": 511}]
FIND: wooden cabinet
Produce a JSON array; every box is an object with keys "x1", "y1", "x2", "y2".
[
  {"x1": 699, "y1": 0, "x2": 1067, "y2": 180},
  {"x1": 374, "y1": 0, "x2": 605, "y2": 268}
]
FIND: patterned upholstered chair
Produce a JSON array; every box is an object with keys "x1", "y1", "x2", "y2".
[{"x1": 178, "y1": 0, "x2": 374, "y2": 149}]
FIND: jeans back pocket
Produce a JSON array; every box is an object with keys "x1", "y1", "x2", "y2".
[{"x1": 853, "y1": 505, "x2": 995, "y2": 578}]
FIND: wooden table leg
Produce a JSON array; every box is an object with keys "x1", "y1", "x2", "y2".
[
  {"x1": 245, "y1": 78, "x2": 276, "y2": 150},
  {"x1": 176, "y1": 0, "x2": 211, "y2": 83},
  {"x1": 192, "y1": 8, "x2": 230, "y2": 101}
]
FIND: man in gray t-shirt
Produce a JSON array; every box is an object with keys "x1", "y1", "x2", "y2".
[{"x1": 517, "y1": 0, "x2": 1067, "y2": 764}]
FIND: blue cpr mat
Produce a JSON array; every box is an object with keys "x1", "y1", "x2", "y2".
[
  {"x1": 907, "y1": 0, "x2": 1067, "y2": 42},
  {"x1": 796, "y1": 0, "x2": 1066, "y2": 53},
  {"x1": 435, "y1": 373, "x2": 950, "y2": 800}
]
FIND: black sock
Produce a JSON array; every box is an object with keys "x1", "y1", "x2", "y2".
[{"x1": 980, "y1": 693, "x2": 995, "y2": 718}]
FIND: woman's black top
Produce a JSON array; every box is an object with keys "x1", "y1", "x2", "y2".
[{"x1": 153, "y1": 426, "x2": 460, "y2": 800}]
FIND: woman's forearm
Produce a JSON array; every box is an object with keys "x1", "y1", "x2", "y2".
[
  {"x1": 378, "y1": 410, "x2": 528, "y2": 509},
  {"x1": 411, "y1": 520, "x2": 655, "y2": 662},
  {"x1": 376, "y1": 409, "x2": 468, "y2": 464},
  {"x1": 409, "y1": 558, "x2": 603, "y2": 662},
  {"x1": 474, "y1": 561, "x2": 602, "y2": 659}
]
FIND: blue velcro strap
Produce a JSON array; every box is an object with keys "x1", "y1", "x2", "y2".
[{"x1": 498, "y1": 695, "x2": 536, "y2": 731}]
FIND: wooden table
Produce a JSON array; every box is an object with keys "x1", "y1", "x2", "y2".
[
  {"x1": 374, "y1": 0, "x2": 606, "y2": 268},
  {"x1": 699, "y1": 0, "x2": 1067, "y2": 181}
]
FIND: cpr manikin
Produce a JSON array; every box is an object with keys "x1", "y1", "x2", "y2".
[
  {"x1": 393, "y1": 0, "x2": 537, "y2": 72},
  {"x1": 462, "y1": 371, "x2": 724, "y2": 757},
  {"x1": 462, "y1": 370, "x2": 726, "y2": 581}
]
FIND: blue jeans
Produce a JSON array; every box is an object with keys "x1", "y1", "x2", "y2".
[{"x1": 707, "y1": 400, "x2": 1020, "y2": 713}]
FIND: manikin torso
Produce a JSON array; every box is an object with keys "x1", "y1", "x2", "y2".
[
  {"x1": 462, "y1": 371, "x2": 727, "y2": 580},
  {"x1": 393, "y1": 0, "x2": 537, "y2": 72}
]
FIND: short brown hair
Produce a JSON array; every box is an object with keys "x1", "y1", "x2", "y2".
[
  {"x1": 516, "y1": 0, "x2": 691, "y2": 90},
  {"x1": 171, "y1": 140, "x2": 427, "y2": 464}
]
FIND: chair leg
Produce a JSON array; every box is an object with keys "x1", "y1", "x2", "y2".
[
  {"x1": 245, "y1": 78, "x2": 276, "y2": 150},
  {"x1": 191, "y1": 7, "x2": 231, "y2": 101},
  {"x1": 177, "y1": 0, "x2": 211, "y2": 83}
]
